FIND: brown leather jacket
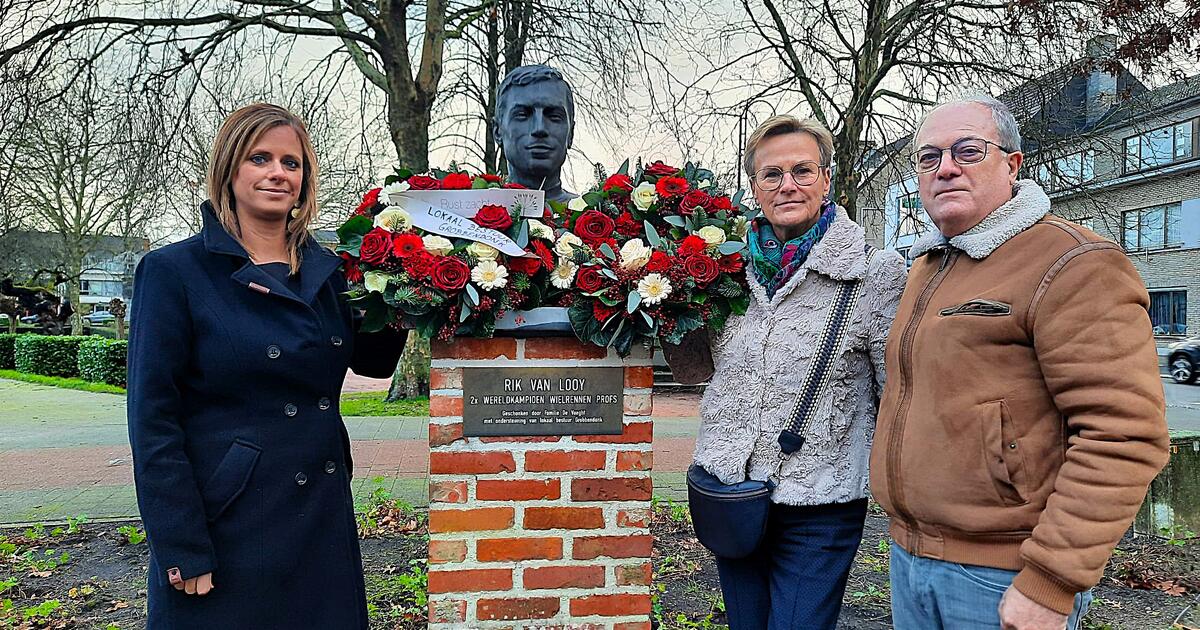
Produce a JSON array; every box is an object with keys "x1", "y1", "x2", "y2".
[{"x1": 870, "y1": 182, "x2": 1169, "y2": 614}]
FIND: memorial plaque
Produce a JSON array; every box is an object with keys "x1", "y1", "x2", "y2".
[{"x1": 462, "y1": 367, "x2": 624, "y2": 436}]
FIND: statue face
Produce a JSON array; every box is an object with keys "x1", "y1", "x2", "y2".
[{"x1": 496, "y1": 80, "x2": 573, "y2": 180}]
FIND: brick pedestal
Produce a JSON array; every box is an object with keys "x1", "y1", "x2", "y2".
[{"x1": 427, "y1": 336, "x2": 654, "y2": 630}]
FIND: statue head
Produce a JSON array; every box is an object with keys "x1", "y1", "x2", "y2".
[{"x1": 494, "y1": 65, "x2": 575, "y2": 191}]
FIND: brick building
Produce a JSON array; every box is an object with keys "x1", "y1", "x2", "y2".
[{"x1": 859, "y1": 43, "x2": 1200, "y2": 338}]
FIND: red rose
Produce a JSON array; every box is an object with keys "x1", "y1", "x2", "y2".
[
  {"x1": 594, "y1": 301, "x2": 620, "y2": 322},
  {"x1": 355, "y1": 188, "x2": 381, "y2": 215},
  {"x1": 711, "y1": 196, "x2": 733, "y2": 211},
  {"x1": 441, "y1": 172, "x2": 472, "y2": 190},
  {"x1": 359, "y1": 228, "x2": 393, "y2": 265},
  {"x1": 481, "y1": 173, "x2": 503, "y2": 183},
  {"x1": 719, "y1": 253, "x2": 744, "y2": 273},
  {"x1": 406, "y1": 175, "x2": 440, "y2": 190},
  {"x1": 684, "y1": 255, "x2": 720, "y2": 286},
  {"x1": 508, "y1": 255, "x2": 542, "y2": 275},
  {"x1": 603, "y1": 174, "x2": 634, "y2": 193},
  {"x1": 404, "y1": 251, "x2": 434, "y2": 278},
  {"x1": 680, "y1": 190, "x2": 712, "y2": 215},
  {"x1": 576, "y1": 265, "x2": 606, "y2": 293},
  {"x1": 531, "y1": 239, "x2": 556, "y2": 270},
  {"x1": 474, "y1": 204, "x2": 514, "y2": 231},
  {"x1": 392, "y1": 233, "x2": 425, "y2": 258},
  {"x1": 574, "y1": 210, "x2": 616, "y2": 243},
  {"x1": 678, "y1": 235, "x2": 706, "y2": 257},
  {"x1": 430, "y1": 256, "x2": 470, "y2": 291},
  {"x1": 645, "y1": 161, "x2": 679, "y2": 177},
  {"x1": 656, "y1": 176, "x2": 689, "y2": 198},
  {"x1": 616, "y1": 212, "x2": 641, "y2": 238},
  {"x1": 645, "y1": 251, "x2": 671, "y2": 272},
  {"x1": 340, "y1": 252, "x2": 363, "y2": 283},
  {"x1": 503, "y1": 182, "x2": 527, "y2": 189}
]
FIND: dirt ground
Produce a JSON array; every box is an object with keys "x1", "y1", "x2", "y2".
[{"x1": 1, "y1": 497, "x2": 1196, "y2": 629}]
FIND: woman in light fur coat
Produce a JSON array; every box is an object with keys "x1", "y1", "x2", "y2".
[{"x1": 691, "y1": 115, "x2": 907, "y2": 629}]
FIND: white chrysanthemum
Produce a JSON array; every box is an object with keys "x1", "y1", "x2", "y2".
[
  {"x1": 526, "y1": 219, "x2": 555, "y2": 241},
  {"x1": 698, "y1": 225, "x2": 727, "y2": 249},
  {"x1": 363, "y1": 271, "x2": 389, "y2": 293},
  {"x1": 554, "y1": 232, "x2": 585, "y2": 257},
  {"x1": 373, "y1": 207, "x2": 413, "y2": 232},
  {"x1": 632, "y1": 182, "x2": 658, "y2": 210},
  {"x1": 731, "y1": 216, "x2": 750, "y2": 240},
  {"x1": 379, "y1": 180, "x2": 411, "y2": 205},
  {"x1": 550, "y1": 261, "x2": 578, "y2": 289},
  {"x1": 467, "y1": 242, "x2": 500, "y2": 261},
  {"x1": 422, "y1": 235, "x2": 453, "y2": 256},
  {"x1": 567, "y1": 197, "x2": 589, "y2": 213},
  {"x1": 619, "y1": 238, "x2": 652, "y2": 271},
  {"x1": 637, "y1": 273, "x2": 672, "y2": 305},
  {"x1": 471, "y1": 260, "x2": 508, "y2": 290}
]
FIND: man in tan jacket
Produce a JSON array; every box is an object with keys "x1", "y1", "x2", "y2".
[{"x1": 871, "y1": 95, "x2": 1169, "y2": 630}]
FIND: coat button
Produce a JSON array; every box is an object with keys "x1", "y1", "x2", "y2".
[
  {"x1": 318, "y1": 397, "x2": 331, "y2": 410},
  {"x1": 324, "y1": 461, "x2": 336, "y2": 474},
  {"x1": 284, "y1": 403, "x2": 298, "y2": 417},
  {"x1": 266, "y1": 345, "x2": 281, "y2": 359},
  {"x1": 295, "y1": 472, "x2": 307, "y2": 486},
  {"x1": 331, "y1": 335, "x2": 343, "y2": 347}
]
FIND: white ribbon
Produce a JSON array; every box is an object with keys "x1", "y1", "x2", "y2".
[{"x1": 388, "y1": 189, "x2": 546, "y2": 257}]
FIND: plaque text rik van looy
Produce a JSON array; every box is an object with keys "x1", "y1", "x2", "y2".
[{"x1": 462, "y1": 367, "x2": 624, "y2": 436}]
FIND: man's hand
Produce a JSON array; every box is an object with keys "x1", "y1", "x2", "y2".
[
  {"x1": 173, "y1": 572, "x2": 214, "y2": 596},
  {"x1": 999, "y1": 586, "x2": 1067, "y2": 630}
]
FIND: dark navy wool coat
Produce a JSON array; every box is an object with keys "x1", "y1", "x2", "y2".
[{"x1": 127, "y1": 205, "x2": 405, "y2": 628}]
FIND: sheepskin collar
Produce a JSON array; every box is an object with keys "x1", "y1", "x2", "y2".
[{"x1": 910, "y1": 179, "x2": 1051, "y2": 260}]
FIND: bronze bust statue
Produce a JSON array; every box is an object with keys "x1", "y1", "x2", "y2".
[{"x1": 494, "y1": 65, "x2": 577, "y2": 203}]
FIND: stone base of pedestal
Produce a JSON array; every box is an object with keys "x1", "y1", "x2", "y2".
[{"x1": 427, "y1": 336, "x2": 654, "y2": 630}]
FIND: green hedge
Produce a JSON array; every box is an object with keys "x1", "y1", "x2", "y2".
[
  {"x1": 0, "y1": 333, "x2": 16, "y2": 370},
  {"x1": 13, "y1": 335, "x2": 90, "y2": 378},
  {"x1": 78, "y1": 338, "x2": 128, "y2": 388}
]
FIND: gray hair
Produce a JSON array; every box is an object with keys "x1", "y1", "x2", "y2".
[{"x1": 917, "y1": 93, "x2": 1022, "y2": 152}]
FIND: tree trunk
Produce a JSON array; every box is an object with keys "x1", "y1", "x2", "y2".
[
  {"x1": 483, "y1": 7, "x2": 500, "y2": 173},
  {"x1": 387, "y1": 334, "x2": 430, "y2": 401},
  {"x1": 833, "y1": 125, "x2": 864, "y2": 222}
]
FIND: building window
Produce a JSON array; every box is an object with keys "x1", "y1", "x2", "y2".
[
  {"x1": 79, "y1": 280, "x2": 91, "y2": 295},
  {"x1": 1035, "y1": 151, "x2": 1095, "y2": 191},
  {"x1": 1150, "y1": 289, "x2": 1188, "y2": 336},
  {"x1": 1125, "y1": 120, "x2": 1194, "y2": 172},
  {"x1": 895, "y1": 192, "x2": 927, "y2": 238},
  {"x1": 1075, "y1": 216, "x2": 1094, "y2": 231},
  {"x1": 1122, "y1": 203, "x2": 1182, "y2": 250}
]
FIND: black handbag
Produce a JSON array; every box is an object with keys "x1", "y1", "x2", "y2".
[{"x1": 688, "y1": 250, "x2": 873, "y2": 559}]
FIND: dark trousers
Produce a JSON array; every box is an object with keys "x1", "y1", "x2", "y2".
[{"x1": 715, "y1": 498, "x2": 867, "y2": 630}]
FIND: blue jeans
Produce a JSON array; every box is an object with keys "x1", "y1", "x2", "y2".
[
  {"x1": 890, "y1": 543, "x2": 1093, "y2": 629},
  {"x1": 714, "y1": 498, "x2": 867, "y2": 630}
]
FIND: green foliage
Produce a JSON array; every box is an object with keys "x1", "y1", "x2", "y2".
[
  {"x1": 0, "y1": 334, "x2": 16, "y2": 369},
  {"x1": 117, "y1": 525, "x2": 146, "y2": 545},
  {"x1": 21, "y1": 599, "x2": 61, "y2": 621},
  {"x1": 366, "y1": 560, "x2": 428, "y2": 625},
  {"x1": 13, "y1": 334, "x2": 90, "y2": 378},
  {"x1": 16, "y1": 550, "x2": 70, "y2": 573},
  {"x1": 77, "y1": 337, "x2": 128, "y2": 387},
  {"x1": 0, "y1": 369, "x2": 125, "y2": 394},
  {"x1": 339, "y1": 393, "x2": 428, "y2": 417}
]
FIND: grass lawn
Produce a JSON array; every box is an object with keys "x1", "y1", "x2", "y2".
[
  {"x1": 340, "y1": 391, "x2": 429, "y2": 417},
  {"x1": 0, "y1": 370, "x2": 125, "y2": 395}
]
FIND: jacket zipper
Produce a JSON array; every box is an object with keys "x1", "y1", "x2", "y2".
[{"x1": 887, "y1": 246, "x2": 958, "y2": 555}]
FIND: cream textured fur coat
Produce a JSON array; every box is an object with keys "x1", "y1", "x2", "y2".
[{"x1": 693, "y1": 206, "x2": 907, "y2": 506}]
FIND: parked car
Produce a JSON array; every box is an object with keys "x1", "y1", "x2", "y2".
[
  {"x1": 1168, "y1": 337, "x2": 1200, "y2": 385},
  {"x1": 83, "y1": 310, "x2": 115, "y2": 324}
]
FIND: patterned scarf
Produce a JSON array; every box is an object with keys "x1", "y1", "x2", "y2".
[{"x1": 748, "y1": 200, "x2": 838, "y2": 299}]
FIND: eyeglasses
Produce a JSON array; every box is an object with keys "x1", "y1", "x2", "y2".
[
  {"x1": 752, "y1": 161, "x2": 827, "y2": 191},
  {"x1": 911, "y1": 138, "x2": 1013, "y2": 173}
]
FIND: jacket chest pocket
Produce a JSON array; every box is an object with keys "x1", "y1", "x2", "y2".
[{"x1": 981, "y1": 400, "x2": 1028, "y2": 506}]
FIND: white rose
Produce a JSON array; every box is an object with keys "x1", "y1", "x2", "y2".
[
  {"x1": 467, "y1": 242, "x2": 500, "y2": 261},
  {"x1": 550, "y1": 261, "x2": 578, "y2": 289},
  {"x1": 619, "y1": 238, "x2": 652, "y2": 271},
  {"x1": 554, "y1": 232, "x2": 585, "y2": 258},
  {"x1": 632, "y1": 182, "x2": 658, "y2": 210},
  {"x1": 471, "y1": 260, "x2": 508, "y2": 290},
  {"x1": 379, "y1": 180, "x2": 411, "y2": 205},
  {"x1": 698, "y1": 225, "x2": 727, "y2": 249},
  {"x1": 526, "y1": 219, "x2": 555, "y2": 241},
  {"x1": 373, "y1": 207, "x2": 412, "y2": 232},
  {"x1": 637, "y1": 273, "x2": 672, "y2": 305},
  {"x1": 422, "y1": 235, "x2": 453, "y2": 256},
  {"x1": 363, "y1": 271, "x2": 389, "y2": 294},
  {"x1": 567, "y1": 197, "x2": 589, "y2": 213}
]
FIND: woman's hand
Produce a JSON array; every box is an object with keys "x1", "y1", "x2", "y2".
[{"x1": 174, "y1": 572, "x2": 214, "y2": 596}]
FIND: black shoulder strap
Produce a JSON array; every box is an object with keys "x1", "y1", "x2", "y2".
[{"x1": 777, "y1": 245, "x2": 875, "y2": 456}]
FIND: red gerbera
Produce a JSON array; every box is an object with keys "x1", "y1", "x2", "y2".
[
  {"x1": 531, "y1": 239, "x2": 556, "y2": 270},
  {"x1": 656, "y1": 176, "x2": 689, "y2": 198},
  {"x1": 392, "y1": 233, "x2": 425, "y2": 258},
  {"x1": 719, "y1": 253, "x2": 744, "y2": 273},
  {"x1": 340, "y1": 252, "x2": 363, "y2": 283}
]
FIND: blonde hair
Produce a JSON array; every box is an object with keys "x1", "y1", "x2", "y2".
[
  {"x1": 207, "y1": 103, "x2": 319, "y2": 274},
  {"x1": 742, "y1": 115, "x2": 834, "y2": 179}
]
